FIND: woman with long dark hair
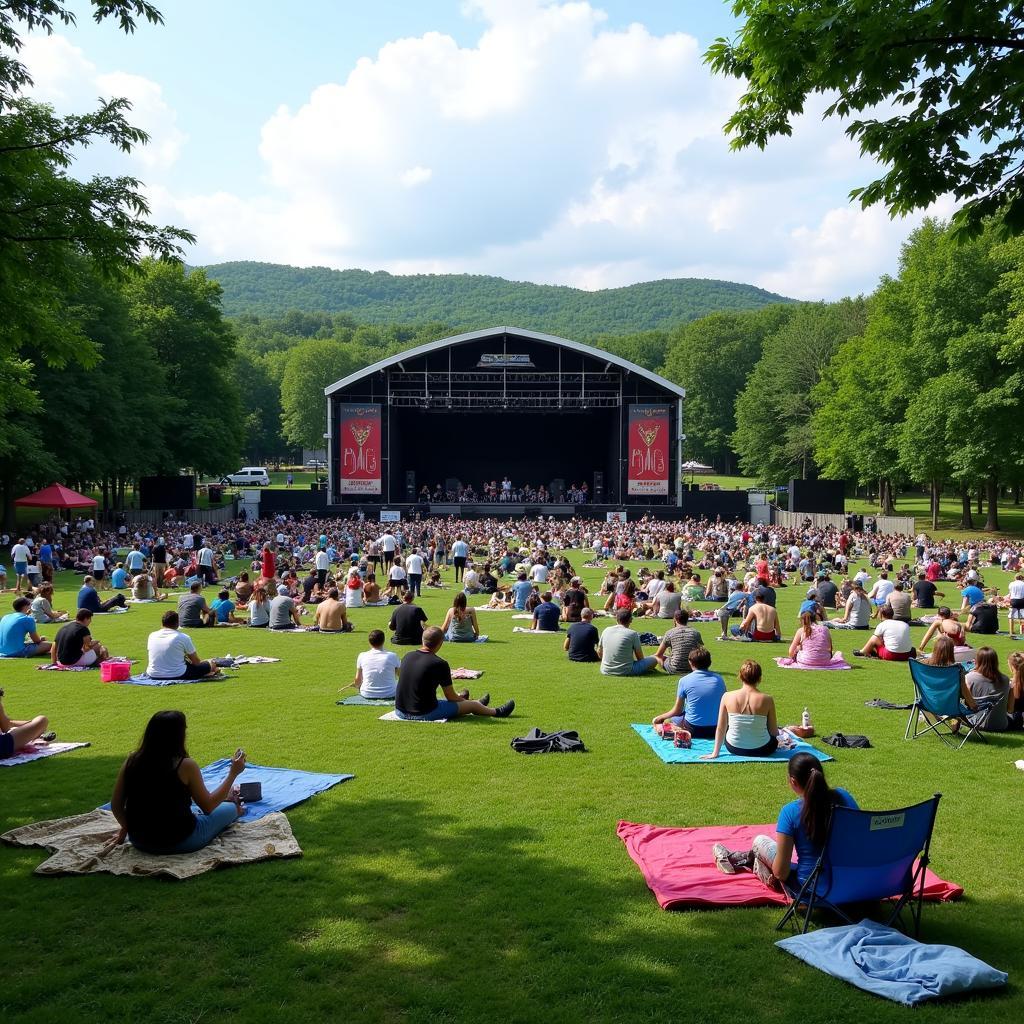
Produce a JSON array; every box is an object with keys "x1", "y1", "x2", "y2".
[
  {"x1": 711, "y1": 751, "x2": 857, "y2": 889},
  {"x1": 441, "y1": 591, "x2": 480, "y2": 642},
  {"x1": 109, "y1": 711, "x2": 247, "y2": 854}
]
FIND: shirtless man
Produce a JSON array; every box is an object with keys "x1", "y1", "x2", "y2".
[
  {"x1": 734, "y1": 591, "x2": 781, "y2": 641},
  {"x1": 363, "y1": 573, "x2": 384, "y2": 605},
  {"x1": 314, "y1": 588, "x2": 353, "y2": 632}
]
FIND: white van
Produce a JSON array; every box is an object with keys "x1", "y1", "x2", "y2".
[{"x1": 221, "y1": 467, "x2": 270, "y2": 486}]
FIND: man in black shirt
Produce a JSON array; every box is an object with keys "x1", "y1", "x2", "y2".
[
  {"x1": 563, "y1": 608, "x2": 599, "y2": 662},
  {"x1": 751, "y1": 580, "x2": 776, "y2": 607},
  {"x1": 395, "y1": 628, "x2": 514, "y2": 720},
  {"x1": 53, "y1": 610, "x2": 109, "y2": 667},
  {"x1": 389, "y1": 591, "x2": 428, "y2": 645},
  {"x1": 967, "y1": 601, "x2": 999, "y2": 635},
  {"x1": 151, "y1": 537, "x2": 167, "y2": 588},
  {"x1": 815, "y1": 572, "x2": 839, "y2": 610},
  {"x1": 911, "y1": 573, "x2": 943, "y2": 609},
  {"x1": 561, "y1": 578, "x2": 588, "y2": 622}
]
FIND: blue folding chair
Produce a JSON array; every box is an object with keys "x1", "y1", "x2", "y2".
[
  {"x1": 777, "y1": 794, "x2": 942, "y2": 936},
  {"x1": 906, "y1": 660, "x2": 986, "y2": 749}
]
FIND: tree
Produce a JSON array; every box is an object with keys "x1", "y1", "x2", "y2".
[
  {"x1": 706, "y1": 2, "x2": 1024, "y2": 234},
  {"x1": 235, "y1": 349, "x2": 287, "y2": 463}
]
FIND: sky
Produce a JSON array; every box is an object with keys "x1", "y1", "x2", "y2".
[{"x1": 17, "y1": 0, "x2": 951, "y2": 300}]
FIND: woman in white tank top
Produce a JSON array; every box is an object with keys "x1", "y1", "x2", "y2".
[{"x1": 701, "y1": 659, "x2": 779, "y2": 758}]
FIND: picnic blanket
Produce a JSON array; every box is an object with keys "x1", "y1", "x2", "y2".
[
  {"x1": 513, "y1": 626, "x2": 561, "y2": 634},
  {"x1": 451, "y1": 668, "x2": 483, "y2": 679},
  {"x1": 0, "y1": 741, "x2": 90, "y2": 768},
  {"x1": 38, "y1": 662, "x2": 96, "y2": 672},
  {"x1": 631, "y1": 725, "x2": 833, "y2": 764},
  {"x1": 776, "y1": 921, "x2": 1006, "y2": 1006},
  {"x1": 774, "y1": 653, "x2": 851, "y2": 670},
  {"x1": 616, "y1": 821, "x2": 963, "y2": 910},
  {"x1": 100, "y1": 760, "x2": 353, "y2": 822},
  {"x1": 378, "y1": 710, "x2": 447, "y2": 723},
  {"x1": 126, "y1": 598, "x2": 160, "y2": 604},
  {"x1": 337, "y1": 694, "x2": 394, "y2": 706},
  {"x1": 2, "y1": 808, "x2": 300, "y2": 879},
  {"x1": 93, "y1": 606, "x2": 130, "y2": 614},
  {"x1": 125, "y1": 673, "x2": 230, "y2": 686},
  {"x1": 268, "y1": 626, "x2": 317, "y2": 633}
]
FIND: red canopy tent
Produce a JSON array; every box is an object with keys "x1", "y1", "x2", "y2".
[{"x1": 14, "y1": 483, "x2": 98, "y2": 509}]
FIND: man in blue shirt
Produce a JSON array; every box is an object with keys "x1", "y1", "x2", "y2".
[
  {"x1": 652, "y1": 646, "x2": 725, "y2": 739},
  {"x1": 716, "y1": 586, "x2": 749, "y2": 639},
  {"x1": 0, "y1": 597, "x2": 52, "y2": 658},
  {"x1": 532, "y1": 592, "x2": 562, "y2": 632},
  {"x1": 111, "y1": 564, "x2": 129, "y2": 589},
  {"x1": 78, "y1": 576, "x2": 127, "y2": 614},
  {"x1": 510, "y1": 573, "x2": 533, "y2": 611},
  {"x1": 451, "y1": 537, "x2": 470, "y2": 583},
  {"x1": 37, "y1": 541, "x2": 54, "y2": 583},
  {"x1": 959, "y1": 583, "x2": 986, "y2": 611}
]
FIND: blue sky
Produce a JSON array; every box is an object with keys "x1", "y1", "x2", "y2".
[{"x1": 19, "y1": 0, "x2": 941, "y2": 298}]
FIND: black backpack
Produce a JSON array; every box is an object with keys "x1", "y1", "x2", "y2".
[
  {"x1": 511, "y1": 728, "x2": 586, "y2": 754},
  {"x1": 823, "y1": 732, "x2": 872, "y2": 748}
]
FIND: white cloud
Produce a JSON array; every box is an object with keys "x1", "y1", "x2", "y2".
[
  {"x1": 400, "y1": 166, "x2": 433, "y2": 188},
  {"x1": 20, "y1": 34, "x2": 185, "y2": 171}
]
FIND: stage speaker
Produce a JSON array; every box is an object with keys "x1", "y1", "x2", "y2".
[
  {"x1": 593, "y1": 471, "x2": 604, "y2": 502},
  {"x1": 405, "y1": 470, "x2": 416, "y2": 500}
]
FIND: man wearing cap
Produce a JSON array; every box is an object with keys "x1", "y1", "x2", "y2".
[{"x1": 269, "y1": 584, "x2": 302, "y2": 630}]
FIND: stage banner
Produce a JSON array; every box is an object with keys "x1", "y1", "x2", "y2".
[
  {"x1": 627, "y1": 404, "x2": 670, "y2": 496},
  {"x1": 339, "y1": 404, "x2": 382, "y2": 495}
]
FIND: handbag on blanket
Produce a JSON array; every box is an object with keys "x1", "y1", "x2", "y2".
[{"x1": 823, "y1": 732, "x2": 872, "y2": 748}]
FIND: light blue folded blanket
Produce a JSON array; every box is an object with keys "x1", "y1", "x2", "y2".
[
  {"x1": 631, "y1": 725, "x2": 833, "y2": 764},
  {"x1": 777, "y1": 920, "x2": 1007, "y2": 1006},
  {"x1": 337, "y1": 693, "x2": 395, "y2": 706}
]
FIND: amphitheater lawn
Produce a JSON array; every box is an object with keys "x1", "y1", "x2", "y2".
[{"x1": 2, "y1": 556, "x2": 1022, "y2": 1023}]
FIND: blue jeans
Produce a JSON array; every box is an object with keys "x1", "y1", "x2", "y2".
[
  {"x1": 395, "y1": 699, "x2": 459, "y2": 721},
  {"x1": 169, "y1": 802, "x2": 240, "y2": 853},
  {"x1": 628, "y1": 656, "x2": 658, "y2": 675}
]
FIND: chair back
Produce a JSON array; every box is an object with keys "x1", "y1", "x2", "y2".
[
  {"x1": 813, "y1": 795, "x2": 940, "y2": 904},
  {"x1": 908, "y1": 660, "x2": 963, "y2": 718}
]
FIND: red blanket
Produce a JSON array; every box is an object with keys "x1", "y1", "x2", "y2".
[{"x1": 617, "y1": 821, "x2": 964, "y2": 910}]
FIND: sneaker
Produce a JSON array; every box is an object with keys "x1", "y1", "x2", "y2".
[
  {"x1": 852, "y1": 650, "x2": 865, "y2": 658},
  {"x1": 39, "y1": 731, "x2": 57, "y2": 743},
  {"x1": 752, "y1": 855, "x2": 782, "y2": 891},
  {"x1": 478, "y1": 692, "x2": 491, "y2": 707},
  {"x1": 493, "y1": 699, "x2": 515, "y2": 718},
  {"x1": 712, "y1": 843, "x2": 736, "y2": 874}
]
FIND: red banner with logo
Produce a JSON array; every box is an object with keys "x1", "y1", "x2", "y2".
[
  {"x1": 339, "y1": 404, "x2": 381, "y2": 495},
  {"x1": 627, "y1": 404, "x2": 670, "y2": 496}
]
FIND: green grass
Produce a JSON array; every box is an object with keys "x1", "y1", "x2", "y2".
[{"x1": 2, "y1": 557, "x2": 1022, "y2": 1023}]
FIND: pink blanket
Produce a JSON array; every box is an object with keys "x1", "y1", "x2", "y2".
[
  {"x1": 616, "y1": 821, "x2": 964, "y2": 910},
  {"x1": 774, "y1": 653, "x2": 851, "y2": 670}
]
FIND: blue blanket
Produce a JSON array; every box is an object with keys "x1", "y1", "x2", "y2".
[
  {"x1": 631, "y1": 724, "x2": 833, "y2": 764},
  {"x1": 777, "y1": 920, "x2": 1007, "y2": 1005},
  {"x1": 103, "y1": 761, "x2": 353, "y2": 822},
  {"x1": 337, "y1": 693, "x2": 395, "y2": 706},
  {"x1": 124, "y1": 673, "x2": 229, "y2": 686}
]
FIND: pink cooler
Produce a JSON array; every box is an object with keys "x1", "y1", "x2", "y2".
[{"x1": 100, "y1": 661, "x2": 131, "y2": 682}]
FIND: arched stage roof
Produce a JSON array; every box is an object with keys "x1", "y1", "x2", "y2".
[{"x1": 324, "y1": 326, "x2": 686, "y2": 399}]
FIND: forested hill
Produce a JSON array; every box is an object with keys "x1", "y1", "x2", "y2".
[{"x1": 202, "y1": 261, "x2": 792, "y2": 334}]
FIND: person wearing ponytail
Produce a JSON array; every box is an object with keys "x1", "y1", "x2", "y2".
[{"x1": 711, "y1": 752, "x2": 858, "y2": 889}]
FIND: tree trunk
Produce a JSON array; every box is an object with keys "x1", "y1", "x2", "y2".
[
  {"x1": 879, "y1": 478, "x2": 895, "y2": 516},
  {"x1": 1014, "y1": 483, "x2": 1021, "y2": 505},
  {"x1": 101, "y1": 477, "x2": 110, "y2": 518},
  {"x1": 985, "y1": 476, "x2": 1000, "y2": 532},
  {"x1": 977, "y1": 490, "x2": 984, "y2": 516},
  {"x1": 931, "y1": 478, "x2": 940, "y2": 532},
  {"x1": 960, "y1": 489, "x2": 974, "y2": 530}
]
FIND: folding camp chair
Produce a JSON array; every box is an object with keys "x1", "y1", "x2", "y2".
[
  {"x1": 905, "y1": 660, "x2": 986, "y2": 749},
  {"x1": 777, "y1": 794, "x2": 942, "y2": 937}
]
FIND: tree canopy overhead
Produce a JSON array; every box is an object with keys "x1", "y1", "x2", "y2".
[{"x1": 706, "y1": 2, "x2": 1024, "y2": 235}]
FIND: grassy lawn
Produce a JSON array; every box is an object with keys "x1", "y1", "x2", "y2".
[{"x1": 2, "y1": 553, "x2": 1022, "y2": 1023}]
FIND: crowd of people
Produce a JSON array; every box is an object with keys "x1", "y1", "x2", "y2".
[{"x1": 417, "y1": 477, "x2": 590, "y2": 504}]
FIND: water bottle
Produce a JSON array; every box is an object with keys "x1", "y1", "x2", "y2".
[{"x1": 802, "y1": 706, "x2": 812, "y2": 729}]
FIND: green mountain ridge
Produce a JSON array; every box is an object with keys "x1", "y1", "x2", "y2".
[{"x1": 201, "y1": 261, "x2": 793, "y2": 335}]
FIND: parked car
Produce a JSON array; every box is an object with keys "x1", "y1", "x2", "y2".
[{"x1": 221, "y1": 466, "x2": 270, "y2": 486}]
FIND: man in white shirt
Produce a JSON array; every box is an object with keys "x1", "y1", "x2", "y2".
[
  {"x1": 197, "y1": 542, "x2": 216, "y2": 585},
  {"x1": 146, "y1": 610, "x2": 218, "y2": 680},
  {"x1": 91, "y1": 550, "x2": 109, "y2": 588},
  {"x1": 378, "y1": 532, "x2": 398, "y2": 564},
  {"x1": 405, "y1": 549, "x2": 425, "y2": 596},
  {"x1": 386, "y1": 560, "x2": 408, "y2": 596},
  {"x1": 529, "y1": 560, "x2": 549, "y2": 584},
  {"x1": 182, "y1": 532, "x2": 194, "y2": 551},
  {"x1": 853, "y1": 605, "x2": 914, "y2": 661},
  {"x1": 450, "y1": 537, "x2": 469, "y2": 583},
  {"x1": 1008, "y1": 573, "x2": 1024, "y2": 637},
  {"x1": 463, "y1": 565, "x2": 481, "y2": 594},
  {"x1": 353, "y1": 630, "x2": 401, "y2": 699},
  {"x1": 866, "y1": 571, "x2": 895, "y2": 618},
  {"x1": 314, "y1": 547, "x2": 331, "y2": 589},
  {"x1": 10, "y1": 538, "x2": 31, "y2": 593}
]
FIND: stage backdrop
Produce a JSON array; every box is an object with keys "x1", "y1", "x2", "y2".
[
  {"x1": 339, "y1": 403, "x2": 382, "y2": 495},
  {"x1": 627, "y1": 404, "x2": 669, "y2": 496}
]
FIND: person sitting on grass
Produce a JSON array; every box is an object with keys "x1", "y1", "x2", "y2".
[
  {"x1": 1007, "y1": 650, "x2": 1024, "y2": 731},
  {"x1": 716, "y1": 583, "x2": 749, "y2": 640},
  {"x1": 650, "y1": 581, "x2": 682, "y2": 620},
  {"x1": 966, "y1": 596, "x2": 999, "y2": 636},
  {"x1": 78, "y1": 575, "x2": 126, "y2": 613},
  {"x1": 0, "y1": 596, "x2": 53, "y2": 659},
  {"x1": 53, "y1": 609, "x2": 110, "y2": 667},
  {"x1": 701, "y1": 659, "x2": 778, "y2": 759},
  {"x1": 710, "y1": 752, "x2": 858, "y2": 888},
  {"x1": 314, "y1": 587, "x2": 352, "y2": 632},
  {"x1": 785, "y1": 611, "x2": 835, "y2": 667},
  {"x1": 485, "y1": 587, "x2": 513, "y2": 609},
  {"x1": 655, "y1": 607, "x2": 703, "y2": 674},
  {"x1": 965, "y1": 647, "x2": 1010, "y2": 733},
  {"x1": 0, "y1": 686, "x2": 54, "y2": 759},
  {"x1": 269, "y1": 584, "x2": 302, "y2": 630},
  {"x1": 344, "y1": 569, "x2": 364, "y2": 608},
  {"x1": 234, "y1": 572, "x2": 254, "y2": 605},
  {"x1": 832, "y1": 579, "x2": 872, "y2": 628},
  {"x1": 145, "y1": 610, "x2": 221, "y2": 681},
  {"x1": 918, "y1": 606, "x2": 969, "y2": 655},
  {"x1": 598, "y1": 608, "x2": 659, "y2": 676},
  {"x1": 364, "y1": 573, "x2": 389, "y2": 605},
  {"x1": 442, "y1": 591, "x2": 482, "y2": 642},
  {"x1": 131, "y1": 571, "x2": 165, "y2": 602},
  {"x1": 177, "y1": 581, "x2": 216, "y2": 629},
  {"x1": 210, "y1": 589, "x2": 245, "y2": 625},
  {"x1": 531, "y1": 591, "x2": 562, "y2": 632},
  {"x1": 564, "y1": 607, "x2": 599, "y2": 662},
  {"x1": 733, "y1": 590, "x2": 781, "y2": 641},
  {"x1": 353, "y1": 629, "x2": 400, "y2": 700},
  {"x1": 108, "y1": 711, "x2": 246, "y2": 854},
  {"x1": 395, "y1": 626, "x2": 513, "y2": 720},
  {"x1": 31, "y1": 583, "x2": 67, "y2": 624},
  {"x1": 246, "y1": 585, "x2": 271, "y2": 628},
  {"x1": 853, "y1": 604, "x2": 914, "y2": 661},
  {"x1": 652, "y1": 645, "x2": 726, "y2": 740},
  {"x1": 389, "y1": 590, "x2": 428, "y2": 645}
]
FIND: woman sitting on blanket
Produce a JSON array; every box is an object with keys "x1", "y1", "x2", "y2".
[
  {"x1": 486, "y1": 588, "x2": 513, "y2": 609},
  {"x1": 247, "y1": 586, "x2": 271, "y2": 628},
  {"x1": 345, "y1": 569, "x2": 364, "y2": 608},
  {"x1": 785, "y1": 611, "x2": 835, "y2": 667},
  {"x1": 710, "y1": 752, "x2": 858, "y2": 889},
  {"x1": 109, "y1": 711, "x2": 247, "y2": 855},
  {"x1": 701, "y1": 659, "x2": 779, "y2": 759},
  {"x1": 0, "y1": 688, "x2": 54, "y2": 759},
  {"x1": 442, "y1": 592, "x2": 481, "y2": 643},
  {"x1": 1007, "y1": 651, "x2": 1024, "y2": 731}
]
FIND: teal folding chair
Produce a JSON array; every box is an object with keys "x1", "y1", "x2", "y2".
[
  {"x1": 905, "y1": 660, "x2": 985, "y2": 750},
  {"x1": 777, "y1": 794, "x2": 942, "y2": 936}
]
